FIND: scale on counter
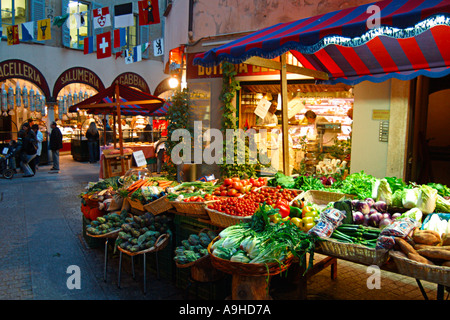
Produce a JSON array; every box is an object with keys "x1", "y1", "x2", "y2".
[{"x1": 316, "y1": 122, "x2": 341, "y2": 150}]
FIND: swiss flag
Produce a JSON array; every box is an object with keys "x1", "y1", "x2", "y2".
[{"x1": 96, "y1": 31, "x2": 111, "y2": 59}]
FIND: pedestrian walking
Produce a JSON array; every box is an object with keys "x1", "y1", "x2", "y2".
[
  {"x1": 85, "y1": 122, "x2": 99, "y2": 163},
  {"x1": 31, "y1": 124, "x2": 44, "y2": 170},
  {"x1": 49, "y1": 121, "x2": 63, "y2": 173},
  {"x1": 17, "y1": 128, "x2": 36, "y2": 177}
]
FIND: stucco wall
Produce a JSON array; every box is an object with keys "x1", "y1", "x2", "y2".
[{"x1": 191, "y1": 0, "x2": 374, "y2": 39}]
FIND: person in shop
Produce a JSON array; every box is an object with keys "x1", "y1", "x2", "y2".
[
  {"x1": 21, "y1": 122, "x2": 38, "y2": 176},
  {"x1": 31, "y1": 124, "x2": 44, "y2": 170},
  {"x1": 140, "y1": 124, "x2": 153, "y2": 143},
  {"x1": 104, "y1": 122, "x2": 113, "y2": 145},
  {"x1": 258, "y1": 100, "x2": 279, "y2": 126},
  {"x1": 49, "y1": 121, "x2": 63, "y2": 173},
  {"x1": 85, "y1": 122, "x2": 100, "y2": 163}
]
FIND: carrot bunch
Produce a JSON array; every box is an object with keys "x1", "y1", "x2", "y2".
[
  {"x1": 127, "y1": 179, "x2": 154, "y2": 194},
  {"x1": 157, "y1": 180, "x2": 174, "y2": 189}
]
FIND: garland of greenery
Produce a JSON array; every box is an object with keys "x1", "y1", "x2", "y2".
[
  {"x1": 218, "y1": 62, "x2": 269, "y2": 178},
  {"x1": 163, "y1": 89, "x2": 192, "y2": 179}
]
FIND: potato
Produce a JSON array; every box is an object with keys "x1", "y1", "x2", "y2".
[
  {"x1": 395, "y1": 237, "x2": 418, "y2": 256},
  {"x1": 407, "y1": 253, "x2": 435, "y2": 265},
  {"x1": 413, "y1": 230, "x2": 441, "y2": 246},
  {"x1": 414, "y1": 244, "x2": 450, "y2": 251},
  {"x1": 417, "y1": 248, "x2": 450, "y2": 261},
  {"x1": 441, "y1": 233, "x2": 450, "y2": 246}
]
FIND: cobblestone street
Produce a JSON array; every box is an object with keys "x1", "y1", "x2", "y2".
[{"x1": 0, "y1": 155, "x2": 447, "y2": 302}]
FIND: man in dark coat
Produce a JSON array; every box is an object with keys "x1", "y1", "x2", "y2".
[{"x1": 49, "y1": 121, "x2": 63, "y2": 172}]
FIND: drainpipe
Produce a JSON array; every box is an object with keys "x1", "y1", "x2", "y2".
[{"x1": 188, "y1": 0, "x2": 194, "y2": 42}]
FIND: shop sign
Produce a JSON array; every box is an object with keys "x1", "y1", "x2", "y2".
[
  {"x1": 0, "y1": 59, "x2": 51, "y2": 97},
  {"x1": 112, "y1": 72, "x2": 150, "y2": 93},
  {"x1": 53, "y1": 67, "x2": 105, "y2": 97},
  {"x1": 186, "y1": 52, "x2": 301, "y2": 79},
  {"x1": 372, "y1": 109, "x2": 390, "y2": 120}
]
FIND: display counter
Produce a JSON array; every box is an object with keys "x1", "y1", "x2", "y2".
[{"x1": 71, "y1": 137, "x2": 100, "y2": 162}]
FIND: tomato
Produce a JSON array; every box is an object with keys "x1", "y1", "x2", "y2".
[
  {"x1": 232, "y1": 181, "x2": 243, "y2": 190},
  {"x1": 232, "y1": 177, "x2": 241, "y2": 182},
  {"x1": 227, "y1": 189, "x2": 237, "y2": 196},
  {"x1": 224, "y1": 178, "x2": 233, "y2": 186}
]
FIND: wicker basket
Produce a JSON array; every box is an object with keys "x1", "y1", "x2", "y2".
[
  {"x1": 117, "y1": 233, "x2": 170, "y2": 257},
  {"x1": 127, "y1": 198, "x2": 146, "y2": 212},
  {"x1": 86, "y1": 228, "x2": 121, "y2": 239},
  {"x1": 205, "y1": 207, "x2": 252, "y2": 228},
  {"x1": 207, "y1": 236, "x2": 293, "y2": 277},
  {"x1": 389, "y1": 251, "x2": 450, "y2": 287},
  {"x1": 144, "y1": 195, "x2": 173, "y2": 215},
  {"x1": 318, "y1": 237, "x2": 389, "y2": 266},
  {"x1": 301, "y1": 190, "x2": 356, "y2": 207}
]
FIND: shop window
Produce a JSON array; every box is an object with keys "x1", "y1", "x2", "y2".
[{"x1": 66, "y1": 1, "x2": 89, "y2": 49}]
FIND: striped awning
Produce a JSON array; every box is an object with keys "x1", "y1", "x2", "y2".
[
  {"x1": 69, "y1": 83, "x2": 165, "y2": 116},
  {"x1": 193, "y1": 0, "x2": 450, "y2": 85}
]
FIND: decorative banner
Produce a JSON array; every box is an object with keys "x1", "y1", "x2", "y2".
[
  {"x1": 153, "y1": 38, "x2": 163, "y2": 56},
  {"x1": 15, "y1": 83, "x2": 22, "y2": 107},
  {"x1": 29, "y1": 88, "x2": 35, "y2": 112},
  {"x1": 125, "y1": 46, "x2": 142, "y2": 64},
  {"x1": 138, "y1": 0, "x2": 160, "y2": 26},
  {"x1": 96, "y1": 31, "x2": 112, "y2": 59},
  {"x1": 73, "y1": 11, "x2": 87, "y2": 28},
  {"x1": 37, "y1": 19, "x2": 52, "y2": 41},
  {"x1": 1, "y1": 85, "x2": 7, "y2": 115},
  {"x1": 6, "y1": 25, "x2": 20, "y2": 45},
  {"x1": 22, "y1": 86, "x2": 28, "y2": 108},
  {"x1": 7, "y1": 86, "x2": 14, "y2": 110},
  {"x1": 41, "y1": 95, "x2": 46, "y2": 116},
  {"x1": 93, "y1": 7, "x2": 111, "y2": 29},
  {"x1": 113, "y1": 28, "x2": 126, "y2": 48},
  {"x1": 84, "y1": 36, "x2": 94, "y2": 54},
  {"x1": 52, "y1": 14, "x2": 69, "y2": 28},
  {"x1": 114, "y1": 3, "x2": 134, "y2": 28},
  {"x1": 21, "y1": 21, "x2": 35, "y2": 41}
]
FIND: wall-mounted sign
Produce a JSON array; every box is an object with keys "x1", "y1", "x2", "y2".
[
  {"x1": 186, "y1": 52, "x2": 302, "y2": 79},
  {"x1": 0, "y1": 59, "x2": 51, "y2": 98},
  {"x1": 372, "y1": 109, "x2": 390, "y2": 121},
  {"x1": 53, "y1": 67, "x2": 105, "y2": 97},
  {"x1": 133, "y1": 150, "x2": 147, "y2": 167},
  {"x1": 112, "y1": 72, "x2": 150, "y2": 93}
]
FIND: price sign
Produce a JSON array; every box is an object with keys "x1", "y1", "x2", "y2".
[
  {"x1": 254, "y1": 98, "x2": 271, "y2": 119},
  {"x1": 2, "y1": 147, "x2": 8, "y2": 155},
  {"x1": 133, "y1": 150, "x2": 147, "y2": 167}
]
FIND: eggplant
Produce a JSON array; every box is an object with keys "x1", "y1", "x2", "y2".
[
  {"x1": 352, "y1": 211, "x2": 365, "y2": 225},
  {"x1": 372, "y1": 201, "x2": 388, "y2": 212},
  {"x1": 379, "y1": 218, "x2": 392, "y2": 230},
  {"x1": 365, "y1": 198, "x2": 375, "y2": 207},
  {"x1": 368, "y1": 211, "x2": 383, "y2": 228},
  {"x1": 356, "y1": 201, "x2": 371, "y2": 214}
]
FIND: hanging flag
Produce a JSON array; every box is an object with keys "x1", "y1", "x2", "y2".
[
  {"x1": 6, "y1": 25, "x2": 20, "y2": 45},
  {"x1": 124, "y1": 46, "x2": 142, "y2": 64},
  {"x1": 115, "y1": 51, "x2": 123, "y2": 59},
  {"x1": 93, "y1": 7, "x2": 111, "y2": 29},
  {"x1": 53, "y1": 14, "x2": 69, "y2": 28},
  {"x1": 114, "y1": 3, "x2": 134, "y2": 28},
  {"x1": 37, "y1": 19, "x2": 52, "y2": 40},
  {"x1": 113, "y1": 28, "x2": 126, "y2": 49},
  {"x1": 96, "y1": 31, "x2": 112, "y2": 59},
  {"x1": 138, "y1": 0, "x2": 160, "y2": 25},
  {"x1": 153, "y1": 38, "x2": 163, "y2": 56},
  {"x1": 84, "y1": 36, "x2": 94, "y2": 54},
  {"x1": 21, "y1": 21, "x2": 34, "y2": 41},
  {"x1": 74, "y1": 11, "x2": 88, "y2": 28}
]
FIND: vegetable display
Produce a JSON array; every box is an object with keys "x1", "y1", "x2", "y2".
[
  {"x1": 209, "y1": 204, "x2": 317, "y2": 271},
  {"x1": 330, "y1": 224, "x2": 381, "y2": 248},
  {"x1": 173, "y1": 231, "x2": 218, "y2": 265},
  {"x1": 86, "y1": 210, "x2": 128, "y2": 236},
  {"x1": 115, "y1": 213, "x2": 172, "y2": 253}
]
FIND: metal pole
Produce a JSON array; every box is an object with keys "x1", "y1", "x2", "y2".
[{"x1": 280, "y1": 53, "x2": 290, "y2": 174}]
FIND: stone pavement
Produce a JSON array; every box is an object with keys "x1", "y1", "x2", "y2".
[{"x1": 0, "y1": 155, "x2": 447, "y2": 300}]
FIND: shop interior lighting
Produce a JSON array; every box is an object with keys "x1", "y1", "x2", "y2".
[{"x1": 168, "y1": 75, "x2": 179, "y2": 89}]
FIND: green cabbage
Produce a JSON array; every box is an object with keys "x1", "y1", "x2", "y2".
[
  {"x1": 376, "y1": 179, "x2": 393, "y2": 205},
  {"x1": 417, "y1": 185, "x2": 437, "y2": 214},
  {"x1": 391, "y1": 189, "x2": 405, "y2": 207},
  {"x1": 402, "y1": 188, "x2": 420, "y2": 209},
  {"x1": 435, "y1": 195, "x2": 450, "y2": 213}
]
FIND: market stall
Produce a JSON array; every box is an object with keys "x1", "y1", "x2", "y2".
[
  {"x1": 79, "y1": 168, "x2": 450, "y2": 300},
  {"x1": 69, "y1": 83, "x2": 165, "y2": 177}
]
